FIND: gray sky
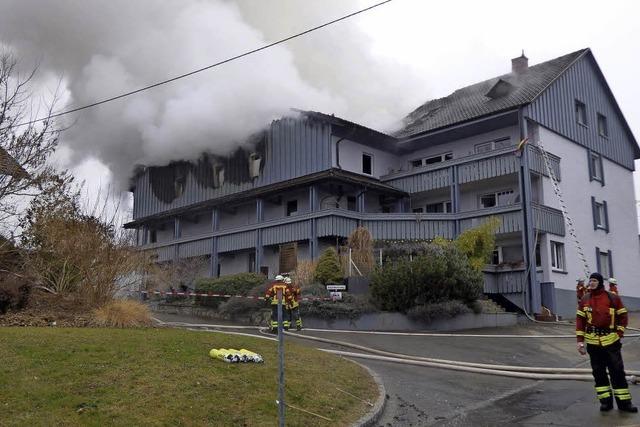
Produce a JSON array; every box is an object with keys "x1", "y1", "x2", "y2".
[{"x1": 1, "y1": 0, "x2": 639, "y2": 219}]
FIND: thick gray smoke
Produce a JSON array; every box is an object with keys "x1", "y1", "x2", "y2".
[{"x1": 0, "y1": 0, "x2": 426, "y2": 187}]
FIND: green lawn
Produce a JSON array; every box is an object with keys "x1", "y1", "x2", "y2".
[{"x1": 0, "y1": 327, "x2": 378, "y2": 426}]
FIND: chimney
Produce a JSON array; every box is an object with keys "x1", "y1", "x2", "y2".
[{"x1": 511, "y1": 50, "x2": 528, "y2": 74}]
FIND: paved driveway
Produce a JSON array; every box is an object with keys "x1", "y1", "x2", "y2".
[{"x1": 154, "y1": 312, "x2": 640, "y2": 426}]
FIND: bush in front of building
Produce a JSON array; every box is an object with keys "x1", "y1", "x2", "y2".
[
  {"x1": 314, "y1": 247, "x2": 344, "y2": 285},
  {"x1": 406, "y1": 299, "x2": 472, "y2": 323},
  {"x1": 454, "y1": 217, "x2": 500, "y2": 272},
  {"x1": 370, "y1": 243, "x2": 482, "y2": 312},
  {"x1": 301, "y1": 293, "x2": 377, "y2": 320},
  {"x1": 194, "y1": 272, "x2": 267, "y2": 307}
]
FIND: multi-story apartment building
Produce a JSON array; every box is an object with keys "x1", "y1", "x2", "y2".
[{"x1": 126, "y1": 48, "x2": 640, "y2": 316}]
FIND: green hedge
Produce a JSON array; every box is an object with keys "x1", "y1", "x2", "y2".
[
  {"x1": 194, "y1": 273, "x2": 267, "y2": 307},
  {"x1": 370, "y1": 243, "x2": 482, "y2": 312},
  {"x1": 406, "y1": 300, "x2": 471, "y2": 322}
]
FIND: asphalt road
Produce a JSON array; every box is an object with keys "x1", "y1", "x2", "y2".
[{"x1": 154, "y1": 312, "x2": 640, "y2": 426}]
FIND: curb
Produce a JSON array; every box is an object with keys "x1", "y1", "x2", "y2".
[{"x1": 349, "y1": 360, "x2": 387, "y2": 427}]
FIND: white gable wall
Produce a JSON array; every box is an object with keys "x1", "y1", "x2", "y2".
[{"x1": 537, "y1": 125, "x2": 640, "y2": 298}]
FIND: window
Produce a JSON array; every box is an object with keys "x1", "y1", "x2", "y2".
[
  {"x1": 412, "y1": 207, "x2": 424, "y2": 213},
  {"x1": 425, "y1": 201, "x2": 453, "y2": 213},
  {"x1": 475, "y1": 141, "x2": 492, "y2": 154},
  {"x1": 589, "y1": 152, "x2": 604, "y2": 183},
  {"x1": 286, "y1": 200, "x2": 298, "y2": 216},
  {"x1": 596, "y1": 249, "x2": 612, "y2": 279},
  {"x1": 491, "y1": 247, "x2": 503, "y2": 265},
  {"x1": 474, "y1": 137, "x2": 510, "y2": 154},
  {"x1": 592, "y1": 197, "x2": 609, "y2": 231},
  {"x1": 494, "y1": 138, "x2": 511, "y2": 150},
  {"x1": 410, "y1": 152, "x2": 453, "y2": 168},
  {"x1": 425, "y1": 152, "x2": 453, "y2": 165},
  {"x1": 480, "y1": 194, "x2": 496, "y2": 208},
  {"x1": 410, "y1": 159, "x2": 423, "y2": 168},
  {"x1": 575, "y1": 100, "x2": 587, "y2": 126},
  {"x1": 480, "y1": 190, "x2": 514, "y2": 209},
  {"x1": 149, "y1": 229, "x2": 157, "y2": 244},
  {"x1": 597, "y1": 113, "x2": 608, "y2": 137},
  {"x1": 550, "y1": 241, "x2": 566, "y2": 271},
  {"x1": 362, "y1": 153, "x2": 373, "y2": 175},
  {"x1": 347, "y1": 196, "x2": 356, "y2": 211}
]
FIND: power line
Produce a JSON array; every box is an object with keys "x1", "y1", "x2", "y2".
[{"x1": 5, "y1": 0, "x2": 393, "y2": 130}]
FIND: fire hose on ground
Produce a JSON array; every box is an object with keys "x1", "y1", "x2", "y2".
[
  {"x1": 280, "y1": 330, "x2": 640, "y2": 382},
  {"x1": 154, "y1": 318, "x2": 640, "y2": 383}
]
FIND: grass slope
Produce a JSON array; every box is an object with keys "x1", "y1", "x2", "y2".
[{"x1": 0, "y1": 327, "x2": 377, "y2": 426}]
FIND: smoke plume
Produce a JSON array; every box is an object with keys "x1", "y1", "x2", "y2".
[{"x1": 0, "y1": 0, "x2": 426, "y2": 188}]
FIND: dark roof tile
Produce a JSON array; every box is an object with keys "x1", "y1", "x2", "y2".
[{"x1": 395, "y1": 49, "x2": 588, "y2": 138}]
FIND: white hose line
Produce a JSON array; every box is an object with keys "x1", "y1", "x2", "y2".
[
  {"x1": 153, "y1": 317, "x2": 640, "y2": 339},
  {"x1": 283, "y1": 330, "x2": 640, "y2": 376},
  {"x1": 296, "y1": 327, "x2": 640, "y2": 339},
  {"x1": 152, "y1": 317, "x2": 259, "y2": 329},
  {"x1": 157, "y1": 319, "x2": 640, "y2": 382},
  {"x1": 322, "y1": 350, "x2": 635, "y2": 382}
]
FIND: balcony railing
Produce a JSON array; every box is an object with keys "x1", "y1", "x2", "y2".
[
  {"x1": 141, "y1": 203, "x2": 565, "y2": 261},
  {"x1": 381, "y1": 145, "x2": 561, "y2": 194},
  {"x1": 483, "y1": 267, "x2": 544, "y2": 294}
]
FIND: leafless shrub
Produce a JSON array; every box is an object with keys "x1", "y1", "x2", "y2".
[{"x1": 91, "y1": 300, "x2": 153, "y2": 328}]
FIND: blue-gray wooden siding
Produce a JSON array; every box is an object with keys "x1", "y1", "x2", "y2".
[
  {"x1": 532, "y1": 204, "x2": 565, "y2": 236},
  {"x1": 317, "y1": 216, "x2": 358, "y2": 237},
  {"x1": 483, "y1": 270, "x2": 527, "y2": 293},
  {"x1": 527, "y1": 146, "x2": 561, "y2": 180},
  {"x1": 362, "y1": 215, "x2": 455, "y2": 240},
  {"x1": 142, "y1": 205, "x2": 563, "y2": 260},
  {"x1": 382, "y1": 148, "x2": 554, "y2": 193},
  {"x1": 525, "y1": 55, "x2": 637, "y2": 170},
  {"x1": 457, "y1": 153, "x2": 518, "y2": 184},
  {"x1": 383, "y1": 168, "x2": 451, "y2": 193},
  {"x1": 178, "y1": 238, "x2": 211, "y2": 258},
  {"x1": 132, "y1": 117, "x2": 333, "y2": 219}
]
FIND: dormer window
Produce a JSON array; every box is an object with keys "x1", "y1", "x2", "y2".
[
  {"x1": 249, "y1": 153, "x2": 262, "y2": 179},
  {"x1": 213, "y1": 164, "x2": 225, "y2": 188},
  {"x1": 174, "y1": 169, "x2": 186, "y2": 198},
  {"x1": 485, "y1": 79, "x2": 515, "y2": 99}
]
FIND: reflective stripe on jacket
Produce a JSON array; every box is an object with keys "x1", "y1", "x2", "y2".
[{"x1": 576, "y1": 288, "x2": 628, "y2": 346}]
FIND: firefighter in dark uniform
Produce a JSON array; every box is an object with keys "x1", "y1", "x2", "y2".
[
  {"x1": 265, "y1": 275, "x2": 292, "y2": 332},
  {"x1": 284, "y1": 277, "x2": 302, "y2": 330},
  {"x1": 576, "y1": 272, "x2": 637, "y2": 413}
]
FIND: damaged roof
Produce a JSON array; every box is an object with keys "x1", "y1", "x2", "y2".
[{"x1": 395, "y1": 49, "x2": 589, "y2": 138}]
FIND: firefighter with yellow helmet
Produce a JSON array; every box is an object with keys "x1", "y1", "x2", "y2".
[
  {"x1": 284, "y1": 277, "x2": 302, "y2": 330},
  {"x1": 265, "y1": 274, "x2": 292, "y2": 332}
]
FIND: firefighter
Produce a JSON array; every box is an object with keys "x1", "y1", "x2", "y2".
[
  {"x1": 608, "y1": 277, "x2": 619, "y2": 295},
  {"x1": 284, "y1": 277, "x2": 302, "y2": 330},
  {"x1": 576, "y1": 272, "x2": 637, "y2": 413},
  {"x1": 576, "y1": 277, "x2": 587, "y2": 303},
  {"x1": 265, "y1": 275, "x2": 292, "y2": 332}
]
